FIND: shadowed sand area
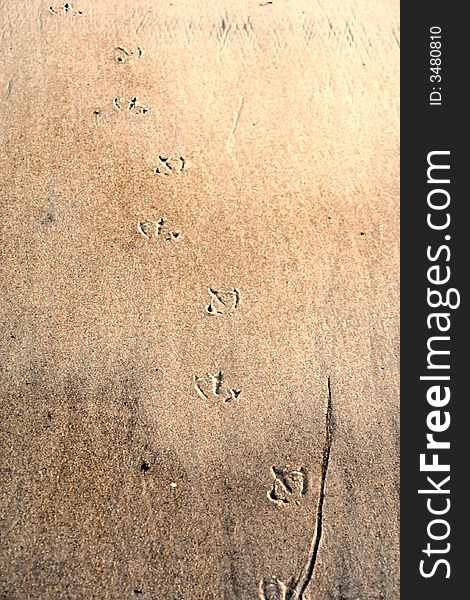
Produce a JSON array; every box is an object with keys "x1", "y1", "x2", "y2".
[{"x1": 0, "y1": 1, "x2": 399, "y2": 598}]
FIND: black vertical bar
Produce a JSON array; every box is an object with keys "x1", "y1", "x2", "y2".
[{"x1": 401, "y1": 2, "x2": 466, "y2": 598}]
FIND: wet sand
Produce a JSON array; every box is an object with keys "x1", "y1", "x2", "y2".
[{"x1": 0, "y1": 1, "x2": 399, "y2": 598}]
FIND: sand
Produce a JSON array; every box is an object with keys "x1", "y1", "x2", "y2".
[{"x1": 0, "y1": 1, "x2": 399, "y2": 598}]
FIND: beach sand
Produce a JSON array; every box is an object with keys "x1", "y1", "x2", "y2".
[{"x1": 0, "y1": 1, "x2": 399, "y2": 598}]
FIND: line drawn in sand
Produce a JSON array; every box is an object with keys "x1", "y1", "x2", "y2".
[{"x1": 226, "y1": 96, "x2": 244, "y2": 151}]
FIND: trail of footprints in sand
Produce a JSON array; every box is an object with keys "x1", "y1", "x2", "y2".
[{"x1": 46, "y1": 9, "x2": 330, "y2": 597}]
